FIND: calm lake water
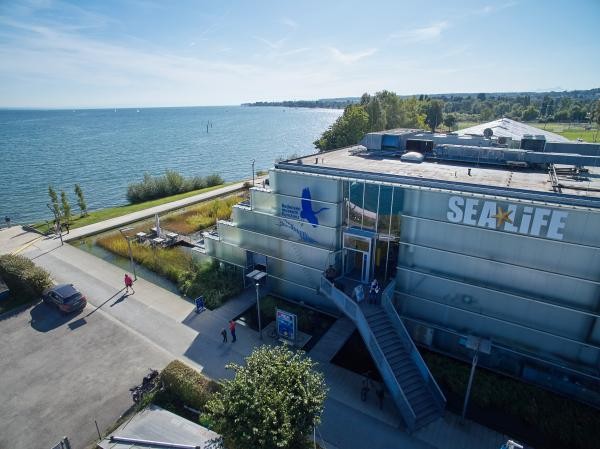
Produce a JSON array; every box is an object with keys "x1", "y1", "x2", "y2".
[{"x1": 0, "y1": 106, "x2": 341, "y2": 223}]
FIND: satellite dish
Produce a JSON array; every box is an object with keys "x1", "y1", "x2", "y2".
[{"x1": 483, "y1": 128, "x2": 493, "y2": 139}]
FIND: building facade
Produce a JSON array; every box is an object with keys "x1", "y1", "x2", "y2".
[{"x1": 205, "y1": 123, "x2": 600, "y2": 409}]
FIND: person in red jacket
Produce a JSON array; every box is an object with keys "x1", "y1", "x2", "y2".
[{"x1": 124, "y1": 273, "x2": 134, "y2": 294}]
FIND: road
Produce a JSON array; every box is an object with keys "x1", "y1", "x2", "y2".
[{"x1": 0, "y1": 299, "x2": 172, "y2": 449}]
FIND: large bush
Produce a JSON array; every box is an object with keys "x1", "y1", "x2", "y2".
[
  {"x1": 178, "y1": 261, "x2": 243, "y2": 309},
  {"x1": 126, "y1": 170, "x2": 224, "y2": 203},
  {"x1": 0, "y1": 254, "x2": 52, "y2": 300},
  {"x1": 160, "y1": 360, "x2": 220, "y2": 411}
]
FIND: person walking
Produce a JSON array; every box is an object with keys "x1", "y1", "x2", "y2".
[
  {"x1": 229, "y1": 320, "x2": 237, "y2": 343},
  {"x1": 220, "y1": 327, "x2": 228, "y2": 343},
  {"x1": 124, "y1": 273, "x2": 134, "y2": 294}
]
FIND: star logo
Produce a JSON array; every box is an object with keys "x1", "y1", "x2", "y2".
[{"x1": 493, "y1": 207, "x2": 513, "y2": 228}]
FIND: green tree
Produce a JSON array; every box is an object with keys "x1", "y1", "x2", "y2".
[
  {"x1": 204, "y1": 345, "x2": 327, "y2": 449},
  {"x1": 48, "y1": 185, "x2": 60, "y2": 219},
  {"x1": 366, "y1": 97, "x2": 387, "y2": 131},
  {"x1": 569, "y1": 104, "x2": 586, "y2": 122},
  {"x1": 74, "y1": 184, "x2": 87, "y2": 217},
  {"x1": 521, "y1": 106, "x2": 539, "y2": 122},
  {"x1": 314, "y1": 104, "x2": 369, "y2": 151},
  {"x1": 60, "y1": 191, "x2": 71, "y2": 223},
  {"x1": 424, "y1": 100, "x2": 444, "y2": 132},
  {"x1": 443, "y1": 114, "x2": 457, "y2": 131}
]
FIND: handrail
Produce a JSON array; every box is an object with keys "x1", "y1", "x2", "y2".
[
  {"x1": 381, "y1": 281, "x2": 446, "y2": 410},
  {"x1": 320, "y1": 276, "x2": 417, "y2": 429}
]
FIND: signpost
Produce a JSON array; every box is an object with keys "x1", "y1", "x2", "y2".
[{"x1": 276, "y1": 309, "x2": 297, "y2": 344}]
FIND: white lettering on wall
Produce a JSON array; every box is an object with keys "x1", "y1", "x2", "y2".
[
  {"x1": 446, "y1": 197, "x2": 569, "y2": 240},
  {"x1": 447, "y1": 196, "x2": 464, "y2": 223},
  {"x1": 463, "y1": 198, "x2": 479, "y2": 226},
  {"x1": 478, "y1": 201, "x2": 497, "y2": 228},
  {"x1": 547, "y1": 210, "x2": 568, "y2": 240}
]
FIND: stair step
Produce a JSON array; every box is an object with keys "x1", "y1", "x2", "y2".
[
  {"x1": 415, "y1": 406, "x2": 441, "y2": 428},
  {"x1": 410, "y1": 394, "x2": 435, "y2": 412},
  {"x1": 394, "y1": 365, "x2": 419, "y2": 379}
]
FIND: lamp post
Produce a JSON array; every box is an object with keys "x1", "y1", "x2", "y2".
[
  {"x1": 46, "y1": 203, "x2": 63, "y2": 246},
  {"x1": 246, "y1": 269, "x2": 267, "y2": 340},
  {"x1": 119, "y1": 227, "x2": 137, "y2": 281},
  {"x1": 460, "y1": 336, "x2": 491, "y2": 424},
  {"x1": 252, "y1": 159, "x2": 256, "y2": 187},
  {"x1": 255, "y1": 282, "x2": 262, "y2": 340}
]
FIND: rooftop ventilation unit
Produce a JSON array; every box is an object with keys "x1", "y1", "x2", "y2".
[{"x1": 401, "y1": 151, "x2": 425, "y2": 163}]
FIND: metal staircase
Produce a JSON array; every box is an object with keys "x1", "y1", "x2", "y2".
[{"x1": 319, "y1": 276, "x2": 445, "y2": 431}]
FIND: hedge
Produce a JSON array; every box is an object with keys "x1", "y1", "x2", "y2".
[
  {"x1": 0, "y1": 254, "x2": 52, "y2": 300},
  {"x1": 160, "y1": 360, "x2": 220, "y2": 411}
]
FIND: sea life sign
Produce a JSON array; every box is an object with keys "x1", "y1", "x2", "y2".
[{"x1": 446, "y1": 196, "x2": 568, "y2": 240}]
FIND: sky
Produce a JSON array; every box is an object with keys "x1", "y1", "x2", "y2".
[{"x1": 0, "y1": 0, "x2": 598, "y2": 108}]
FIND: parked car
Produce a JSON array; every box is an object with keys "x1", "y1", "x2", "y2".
[{"x1": 42, "y1": 284, "x2": 87, "y2": 314}]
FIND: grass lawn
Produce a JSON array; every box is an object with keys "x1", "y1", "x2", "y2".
[{"x1": 32, "y1": 182, "x2": 236, "y2": 234}]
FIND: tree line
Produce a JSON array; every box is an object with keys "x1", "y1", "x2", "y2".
[{"x1": 315, "y1": 90, "x2": 600, "y2": 151}]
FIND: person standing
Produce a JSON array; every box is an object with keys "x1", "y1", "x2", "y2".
[
  {"x1": 220, "y1": 327, "x2": 228, "y2": 343},
  {"x1": 124, "y1": 273, "x2": 134, "y2": 294},
  {"x1": 229, "y1": 320, "x2": 237, "y2": 343},
  {"x1": 4, "y1": 216, "x2": 10, "y2": 228}
]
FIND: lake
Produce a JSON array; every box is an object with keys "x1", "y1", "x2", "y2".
[{"x1": 0, "y1": 106, "x2": 341, "y2": 224}]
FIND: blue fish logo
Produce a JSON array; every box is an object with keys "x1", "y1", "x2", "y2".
[{"x1": 300, "y1": 188, "x2": 328, "y2": 227}]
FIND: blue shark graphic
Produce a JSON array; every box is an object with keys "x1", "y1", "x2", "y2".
[{"x1": 300, "y1": 187, "x2": 328, "y2": 227}]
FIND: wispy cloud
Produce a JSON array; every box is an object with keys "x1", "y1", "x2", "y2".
[
  {"x1": 254, "y1": 36, "x2": 287, "y2": 49},
  {"x1": 476, "y1": 1, "x2": 517, "y2": 16},
  {"x1": 281, "y1": 17, "x2": 298, "y2": 29},
  {"x1": 389, "y1": 21, "x2": 448, "y2": 43},
  {"x1": 327, "y1": 47, "x2": 377, "y2": 64}
]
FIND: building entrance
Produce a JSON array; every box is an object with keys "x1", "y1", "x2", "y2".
[{"x1": 343, "y1": 232, "x2": 372, "y2": 283}]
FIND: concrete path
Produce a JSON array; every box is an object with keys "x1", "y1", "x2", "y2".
[
  {"x1": 0, "y1": 226, "x2": 510, "y2": 449},
  {"x1": 63, "y1": 178, "x2": 262, "y2": 241}
]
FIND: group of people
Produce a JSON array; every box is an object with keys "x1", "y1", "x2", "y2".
[{"x1": 221, "y1": 320, "x2": 237, "y2": 343}]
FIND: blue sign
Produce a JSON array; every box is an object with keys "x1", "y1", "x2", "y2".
[
  {"x1": 276, "y1": 309, "x2": 297, "y2": 341},
  {"x1": 195, "y1": 296, "x2": 205, "y2": 313}
]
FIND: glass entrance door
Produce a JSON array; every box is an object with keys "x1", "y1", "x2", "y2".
[{"x1": 343, "y1": 232, "x2": 372, "y2": 283}]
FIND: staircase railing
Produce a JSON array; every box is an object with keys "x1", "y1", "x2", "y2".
[
  {"x1": 381, "y1": 280, "x2": 446, "y2": 411},
  {"x1": 320, "y1": 276, "x2": 417, "y2": 430}
]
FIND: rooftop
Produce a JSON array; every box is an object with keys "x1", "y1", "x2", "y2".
[
  {"x1": 458, "y1": 118, "x2": 569, "y2": 142},
  {"x1": 98, "y1": 405, "x2": 220, "y2": 449},
  {"x1": 285, "y1": 147, "x2": 600, "y2": 206}
]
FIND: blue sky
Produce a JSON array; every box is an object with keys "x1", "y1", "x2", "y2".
[{"x1": 0, "y1": 0, "x2": 598, "y2": 108}]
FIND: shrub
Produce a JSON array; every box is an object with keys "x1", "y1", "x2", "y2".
[
  {"x1": 178, "y1": 260, "x2": 243, "y2": 309},
  {"x1": 126, "y1": 170, "x2": 224, "y2": 203},
  {"x1": 0, "y1": 254, "x2": 52, "y2": 300},
  {"x1": 160, "y1": 194, "x2": 242, "y2": 235},
  {"x1": 95, "y1": 234, "x2": 191, "y2": 283},
  {"x1": 160, "y1": 360, "x2": 220, "y2": 411}
]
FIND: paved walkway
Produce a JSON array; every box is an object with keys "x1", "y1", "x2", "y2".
[
  {"x1": 0, "y1": 226, "x2": 510, "y2": 449},
  {"x1": 62, "y1": 178, "x2": 263, "y2": 241}
]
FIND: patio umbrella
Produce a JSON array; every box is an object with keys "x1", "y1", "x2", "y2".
[{"x1": 155, "y1": 213, "x2": 161, "y2": 238}]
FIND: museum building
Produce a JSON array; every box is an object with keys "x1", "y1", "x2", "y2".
[{"x1": 204, "y1": 119, "x2": 600, "y2": 429}]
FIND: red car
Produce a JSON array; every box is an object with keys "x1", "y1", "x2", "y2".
[{"x1": 42, "y1": 284, "x2": 87, "y2": 314}]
